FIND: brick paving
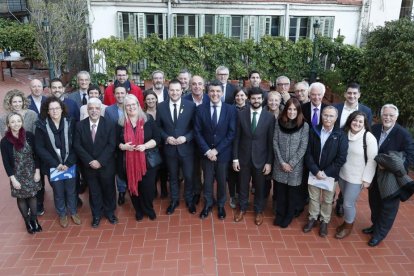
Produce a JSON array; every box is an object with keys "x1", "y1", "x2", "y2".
[{"x1": 0, "y1": 69, "x2": 414, "y2": 275}]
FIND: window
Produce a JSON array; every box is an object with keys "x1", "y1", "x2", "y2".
[
  {"x1": 271, "y1": 16, "x2": 281, "y2": 37},
  {"x1": 205, "y1": 15, "x2": 215, "y2": 34},
  {"x1": 146, "y1": 14, "x2": 164, "y2": 39},
  {"x1": 175, "y1": 15, "x2": 197, "y2": 37},
  {"x1": 231, "y1": 16, "x2": 242, "y2": 40},
  {"x1": 289, "y1": 16, "x2": 335, "y2": 42}
]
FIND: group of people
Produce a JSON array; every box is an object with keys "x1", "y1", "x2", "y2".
[{"x1": 1, "y1": 65, "x2": 413, "y2": 248}]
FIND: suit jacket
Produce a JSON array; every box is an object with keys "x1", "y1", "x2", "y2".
[
  {"x1": 73, "y1": 116, "x2": 116, "y2": 173},
  {"x1": 233, "y1": 108, "x2": 275, "y2": 169},
  {"x1": 194, "y1": 102, "x2": 237, "y2": 163},
  {"x1": 372, "y1": 123, "x2": 414, "y2": 169},
  {"x1": 335, "y1": 102, "x2": 373, "y2": 128},
  {"x1": 104, "y1": 104, "x2": 121, "y2": 125},
  {"x1": 222, "y1": 83, "x2": 237, "y2": 105},
  {"x1": 63, "y1": 98, "x2": 80, "y2": 122},
  {"x1": 144, "y1": 87, "x2": 169, "y2": 103},
  {"x1": 66, "y1": 90, "x2": 85, "y2": 109},
  {"x1": 27, "y1": 95, "x2": 46, "y2": 114},
  {"x1": 183, "y1": 93, "x2": 210, "y2": 106},
  {"x1": 156, "y1": 99, "x2": 196, "y2": 157},
  {"x1": 302, "y1": 102, "x2": 327, "y2": 128}
]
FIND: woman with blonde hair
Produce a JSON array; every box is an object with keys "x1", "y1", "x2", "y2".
[{"x1": 118, "y1": 94, "x2": 161, "y2": 221}]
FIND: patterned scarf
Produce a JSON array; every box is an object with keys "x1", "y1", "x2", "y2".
[
  {"x1": 5, "y1": 128, "x2": 26, "y2": 151},
  {"x1": 124, "y1": 117, "x2": 146, "y2": 196}
]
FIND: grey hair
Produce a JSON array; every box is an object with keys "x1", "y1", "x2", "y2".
[
  {"x1": 295, "y1": 81, "x2": 309, "y2": 90},
  {"x1": 309, "y1": 82, "x2": 326, "y2": 96},
  {"x1": 118, "y1": 94, "x2": 147, "y2": 126},
  {"x1": 381, "y1": 104, "x2": 399, "y2": 117},
  {"x1": 215, "y1": 65, "x2": 229, "y2": 74},
  {"x1": 178, "y1": 69, "x2": 192, "y2": 79},
  {"x1": 152, "y1": 70, "x2": 165, "y2": 79},
  {"x1": 276, "y1": 75, "x2": 290, "y2": 84},
  {"x1": 87, "y1": 97, "x2": 102, "y2": 107},
  {"x1": 77, "y1": 71, "x2": 90, "y2": 80},
  {"x1": 322, "y1": 105, "x2": 338, "y2": 116}
]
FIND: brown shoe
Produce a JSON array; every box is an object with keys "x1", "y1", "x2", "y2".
[
  {"x1": 59, "y1": 215, "x2": 69, "y2": 228},
  {"x1": 319, "y1": 222, "x2": 328, "y2": 237},
  {"x1": 336, "y1": 221, "x2": 346, "y2": 233},
  {"x1": 335, "y1": 222, "x2": 353, "y2": 239},
  {"x1": 255, "y1": 212, "x2": 264, "y2": 226},
  {"x1": 71, "y1": 214, "x2": 82, "y2": 225},
  {"x1": 234, "y1": 210, "x2": 245, "y2": 222},
  {"x1": 303, "y1": 219, "x2": 317, "y2": 233}
]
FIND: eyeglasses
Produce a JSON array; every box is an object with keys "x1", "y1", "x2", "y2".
[
  {"x1": 217, "y1": 73, "x2": 228, "y2": 76},
  {"x1": 48, "y1": 107, "x2": 61, "y2": 111},
  {"x1": 295, "y1": 89, "x2": 307, "y2": 93},
  {"x1": 277, "y1": 83, "x2": 290, "y2": 87},
  {"x1": 322, "y1": 114, "x2": 336, "y2": 119},
  {"x1": 382, "y1": 114, "x2": 396, "y2": 118}
]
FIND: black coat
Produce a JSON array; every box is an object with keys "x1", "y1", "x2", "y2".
[{"x1": 305, "y1": 125, "x2": 348, "y2": 180}]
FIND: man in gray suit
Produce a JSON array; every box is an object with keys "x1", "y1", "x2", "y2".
[{"x1": 66, "y1": 71, "x2": 91, "y2": 108}]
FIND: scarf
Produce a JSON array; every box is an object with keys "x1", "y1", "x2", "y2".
[
  {"x1": 5, "y1": 128, "x2": 26, "y2": 151},
  {"x1": 278, "y1": 118, "x2": 304, "y2": 134},
  {"x1": 124, "y1": 117, "x2": 147, "y2": 196},
  {"x1": 45, "y1": 117, "x2": 70, "y2": 163}
]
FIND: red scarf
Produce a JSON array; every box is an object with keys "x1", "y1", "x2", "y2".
[
  {"x1": 5, "y1": 128, "x2": 26, "y2": 151},
  {"x1": 124, "y1": 118, "x2": 147, "y2": 196}
]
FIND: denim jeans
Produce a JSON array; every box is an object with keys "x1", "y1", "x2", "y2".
[
  {"x1": 116, "y1": 175, "x2": 127, "y2": 193},
  {"x1": 49, "y1": 177, "x2": 77, "y2": 217}
]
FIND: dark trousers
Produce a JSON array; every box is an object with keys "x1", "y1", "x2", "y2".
[
  {"x1": 192, "y1": 151, "x2": 203, "y2": 196},
  {"x1": 49, "y1": 177, "x2": 77, "y2": 217},
  {"x1": 36, "y1": 175, "x2": 46, "y2": 210},
  {"x1": 274, "y1": 181, "x2": 301, "y2": 227},
  {"x1": 227, "y1": 164, "x2": 239, "y2": 198},
  {"x1": 296, "y1": 169, "x2": 309, "y2": 212},
  {"x1": 130, "y1": 167, "x2": 157, "y2": 217},
  {"x1": 202, "y1": 159, "x2": 228, "y2": 208},
  {"x1": 165, "y1": 154, "x2": 194, "y2": 204},
  {"x1": 239, "y1": 163, "x2": 266, "y2": 213},
  {"x1": 368, "y1": 180, "x2": 400, "y2": 240},
  {"x1": 85, "y1": 168, "x2": 116, "y2": 218}
]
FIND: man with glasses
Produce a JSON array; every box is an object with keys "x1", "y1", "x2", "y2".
[
  {"x1": 294, "y1": 81, "x2": 310, "y2": 104},
  {"x1": 215, "y1": 66, "x2": 236, "y2": 104},
  {"x1": 104, "y1": 65, "x2": 143, "y2": 108},
  {"x1": 362, "y1": 104, "x2": 414, "y2": 247},
  {"x1": 303, "y1": 106, "x2": 348, "y2": 238},
  {"x1": 275, "y1": 76, "x2": 292, "y2": 107}
]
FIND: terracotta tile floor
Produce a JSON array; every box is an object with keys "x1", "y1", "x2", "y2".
[{"x1": 0, "y1": 69, "x2": 414, "y2": 275}]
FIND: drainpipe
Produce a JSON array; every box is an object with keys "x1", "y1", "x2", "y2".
[
  {"x1": 284, "y1": 4, "x2": 290, "y2": 39},
  {"x1": 168, "y1": 0, "x2": 173, "y2": 38}
]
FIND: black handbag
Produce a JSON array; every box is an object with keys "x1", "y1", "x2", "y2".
[{"x1": 145, "y1": 147, "x2": 162, "y2": 168}]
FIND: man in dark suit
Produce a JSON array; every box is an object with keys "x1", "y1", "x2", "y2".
[
  {"x1": 215, "y1": 65, "x2": 236, "y2": 104},
  {"x1": 74, "y1": 98, "x2": 118, "y2": 228},
  {"x1": 144, "y1": 70, "x2": 169, "y2": 103},
  {"x1": 28, "y1": 79, "x2": 46, "y2": 115},
  {"x1": 104, "y1": 86, "x2": 128, "y2": 206},
  {"x1": 275, "y1": 75, "x2": 292, "y2": 106},
  {"x1": 363, "y1": 104, "x2": 414, "y2": 247},
  {"x1": 334, "y1": 82, "x2": 373, "y2": 217},
  {"x1": 178, "y1": 69, "x2": 192, "y2": 96},
  {"x1": 194, "y1": 80, "x2": 237, "y2": 220},
  {"x1": 157, "y1": 79, "x2": 197, "y2": 215},
  {"x1": 233, "y1": 87, "x2": 275, "y2": 226},
  {"x1": 183, "y1": 75, "x2": 209, "y2": 205},
  {"x1": 66, "y1": 71, "x2": 91, "y2": 108},
  {"x1": 27, "y1": 78, "x2": 47, "y2": 215},
  {"x1": 302, "y1": 82, "x2": 327, "y2": 128}
]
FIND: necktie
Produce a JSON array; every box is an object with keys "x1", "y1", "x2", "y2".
[
  {"x1": 173, "y1": 103, "x2": 178, "y2": 124},
  {"x1": 212, "y1": 105, "x2": 218, "y2": 128},
  {"x1": 312, "y1": 107, "x2": 318, "y2": 127},
  {"x1": 251, "y1": 111, "x2": 258, "y2": 133},
  {"x1": 91, "y1": 124, "x2": 96, "y2": 142},
  {"x1": 82, "y1": 93, "x2": 87, "y2": 105}
]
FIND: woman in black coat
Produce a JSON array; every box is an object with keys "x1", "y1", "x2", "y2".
[
  {"x1": 0, "y1": 112, "x2": 42, "y2": 234},
  {"x1": 118, "y1": 94, "x2": 161, "y2": 221}
]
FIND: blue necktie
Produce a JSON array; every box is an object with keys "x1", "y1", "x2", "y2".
[{"x1": 312, "y1": 107, "x2": 318, "y2": 127}]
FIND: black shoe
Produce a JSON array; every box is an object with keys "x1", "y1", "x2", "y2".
[
  {"x1": 192, "y1": 194, "x2": 201, "y2": 205},
  {"x1": 303, "y1": 219, "x2": 317, "y2": 233},
  {"x1": 362, "y1": 225, "x2": 374, "y2": 234},
  {"x1": 118, "y1": 192, "x2": 126, "y2": 206},
  {"x1": 368, "y1": 238, "x2": 382, "y2": 247},
  {"x1": 30, "y1": 219, "x2": 42, "y2": 232},
  {"x1": 217, "y1": 207, "x2": 226, "y2": 220},
  {"x1": 166, "y1": 201, "x2": 179, "y2": 215},
  {"x1": 148, "y1": 211, "x2": 157, "y2": 221},
  {"x1": 37, "y1": 206, "x2": 45, "y2": 216},
  {"x1": 24, "y1": 219, "x2": 35, "y2": 234},
  {"x1": 77, "y1": 197, "x2": 83, "y2": 208},
  {"x1": 199, "y1": 206, "x2": 212, "y2": 219},
  {"x1": 106, "y1": 215, "x2": 119, "y2": 225},
  {"x1": 91, "y1": 217, "x2": 101, "y2": 228},
  {"x1": 319, "y1": 222, "x2": 328, "y2": 237},
  {"x1": 135, "y1": 213, "x2": 144, "y2": 221},
  {"x1": 335, "y1": 203, "x2": 344, "y2": 217},
  {"x1": 188, "y1": 203, "x2": 196, "y2": 214}
]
